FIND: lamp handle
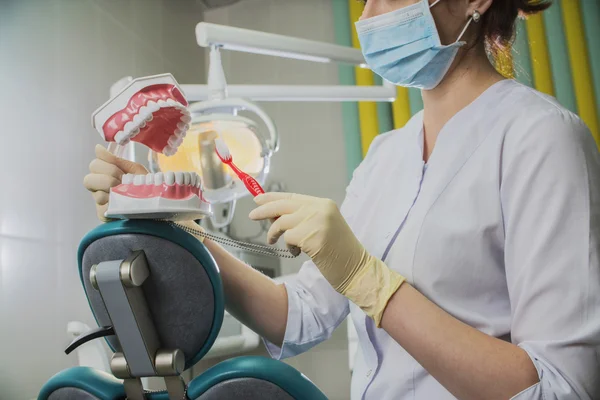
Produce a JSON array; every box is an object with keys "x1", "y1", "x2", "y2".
[{"x1": 235, "y1": 98, "x2": 279, "y2": 154}]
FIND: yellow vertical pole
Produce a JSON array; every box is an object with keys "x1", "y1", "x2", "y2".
[
  {"x1": 393, "y1": 87, "x2": 412, "y2": 129},
  {"x1": 561, "y1": 0, "x2": 600, "y2": 147},
  {"x1": 526, "y1": 13, "x2": 554, "y2": 96},
  {"x1": 348, "y1": 0, "x2": 380, "y2": 157}
]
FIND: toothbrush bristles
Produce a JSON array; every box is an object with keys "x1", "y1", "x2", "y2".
[{"x1": 214, "y1": 138, "x2": 232, "y2": 162}]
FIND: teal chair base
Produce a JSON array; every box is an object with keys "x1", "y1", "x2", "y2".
[{"x1": 39, "y1": 356, "x2": 327, "y2": 400}]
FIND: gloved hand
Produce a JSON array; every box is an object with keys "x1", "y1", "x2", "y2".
[
  {"x1": 84, "y1": 145, "x2": 148, "y2": 222},
  {"x1": 249, "y1": 193, "x2": 405, "y2": 326}
]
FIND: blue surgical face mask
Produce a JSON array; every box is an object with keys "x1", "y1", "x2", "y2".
[{"x1": 355, "y1": 0, "x2": 474, "y2": 90}]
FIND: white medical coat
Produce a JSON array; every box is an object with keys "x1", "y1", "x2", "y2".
[{"x1": 264, "y1": 79, "x2": 600, "y2": 399}]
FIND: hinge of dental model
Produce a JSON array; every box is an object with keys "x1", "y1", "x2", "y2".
[{"x1": 168, "y1": 221, "x2": 300, "y2": 259}]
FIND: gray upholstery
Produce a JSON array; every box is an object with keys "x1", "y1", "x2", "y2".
[
  {"x1": 48, "y1": 388, "x2": 101, "y2": 400},
  {"x1": 81, "y1": 234, "x2": 215, "y2": 363},
  {"x1": 195, "y1": 378, "x2": 295, "y2": 400}
]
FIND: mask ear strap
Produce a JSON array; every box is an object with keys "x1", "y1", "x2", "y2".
[
  {"x1": 429, "y1": 0, "x2": 443, "y2": 7},
  {"x1": 455, "y1": 10, "x2": 480, "y2": 43}
]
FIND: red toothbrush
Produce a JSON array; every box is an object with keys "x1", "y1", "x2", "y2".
[
  {"x1": 214, "y1": 138, "x2": 265, "y2": 196},
  {"x1": 214, "y1": 138, "x2": 301, "y2": 256}
]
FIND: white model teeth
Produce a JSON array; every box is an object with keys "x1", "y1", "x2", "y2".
[
  {"x1": 174, "y1": 128, "x2": 186, "y2": 139},
  {"x1": 154, "y1": 172, "x2": 164, "y2": 186},
  {"x1": 122, "y1": 174, "x2": 134, "y2": 184},
  {"x1": 120, "y1": 172, "x2": 204, "y2": 202},
  {"x1": 124, "y1": 121, "x2": 135, "y2": 133},
  {"x1": 134, "y1": 175, "x2": 145, "y2": 186},
  {"x1": 168, "y1": 135, "x2": 179, "y2": 147},
  {"x1": 175, "y1": 172, "x2": 184, "y2": 185},
  {"x1": 165, "y1": 172, "x2": 175, "y2": 185},
  {"x1": 114, "y1": 131, "x2": 127, "y2": 144},
  {"x1": 115, "y1": 99, "x2": 192, "y2": 155},
  {"x1": 133, "y1": 114, "x2": 144, "y2": 127},
  {"x1": 147, "y1": 101, "x2": 160, "y2": 112},
  {"x1": 123, "y1": 172, "x2": 200, "y2": 187},
  {"x1": 115, "y1": 119, "x2": 142, "y2": 145},
  {"x1": 138, "y1": 106, "x2": 150, "y2": 119},
  {"x1": 163, "y1": 146, "x2": 176, "y2": 156},
  {"x1": 191, "y1": 172, "x2": 201, "y2": 188}
]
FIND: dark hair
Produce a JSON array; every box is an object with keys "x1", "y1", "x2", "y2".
[{"x1": 482, "y1": 0, "x2": 552, "y2": 61}]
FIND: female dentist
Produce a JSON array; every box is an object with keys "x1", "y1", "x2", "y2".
[{"x1": 85, "y1": 0, "x2": 600, "y2": 398}]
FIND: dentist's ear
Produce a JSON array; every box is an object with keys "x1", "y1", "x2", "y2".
[{"x1": 466, "y1": 0, "x2": 493, "y2": 19}]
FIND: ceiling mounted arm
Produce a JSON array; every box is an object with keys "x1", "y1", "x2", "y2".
[
  {"x1": 188, "y1": 22, "x2": 396, "y2": 103},
  {"x1": 196, "y1": 22, "x2": 366, "y2": 65}
]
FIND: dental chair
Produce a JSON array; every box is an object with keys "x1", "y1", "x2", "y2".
[{"x1": 38, "y1": 220, "x2": 327, "y2": 400}]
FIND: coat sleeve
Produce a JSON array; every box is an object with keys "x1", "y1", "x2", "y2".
[
  {"x1": 262, "y1": 130, "x2": 393, "y2": 359},
  {"x1": 501, "y1": 109, "x2": 600, "y2": 399}
]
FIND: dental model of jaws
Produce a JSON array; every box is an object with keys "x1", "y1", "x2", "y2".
[
  {"x1": 92, "y1": 73, "x2": 192, "y2": 156},
  {"x1": 89, "y1": 74, "x2": 298, "y2": 258},
  {"x1": 91, "y1": 73, "x2": 211, "y2": 221}
]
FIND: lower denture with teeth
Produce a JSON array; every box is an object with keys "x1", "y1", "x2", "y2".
[{"x1": 106, "y1": 171, "x2": 211, "y2": 221}]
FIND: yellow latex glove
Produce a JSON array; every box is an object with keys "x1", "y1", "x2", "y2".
[
  {"x1": 84, "y1": 145, "x2": 148, "y2": 222},
  {"x1": 83, "y1": 145, "x2": 205, "y2": 242},
  {"x1": 249, "y1": 193, "x2": 405, "y2": 326}
]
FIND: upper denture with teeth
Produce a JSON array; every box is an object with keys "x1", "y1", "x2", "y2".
[{"x1": 93, "y1": 74, "x2": 192, "y2": 158}]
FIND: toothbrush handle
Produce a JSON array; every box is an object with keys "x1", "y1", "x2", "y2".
[
  {"x1": 226, "y1": 161, "x2": 301, "y2": 256},
  {"x1": 241, "y1": 173, "x2": 265, "y2": 197},
  {"x1": 228, "y1": 162, "x2": 266, "y2": 197}
]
